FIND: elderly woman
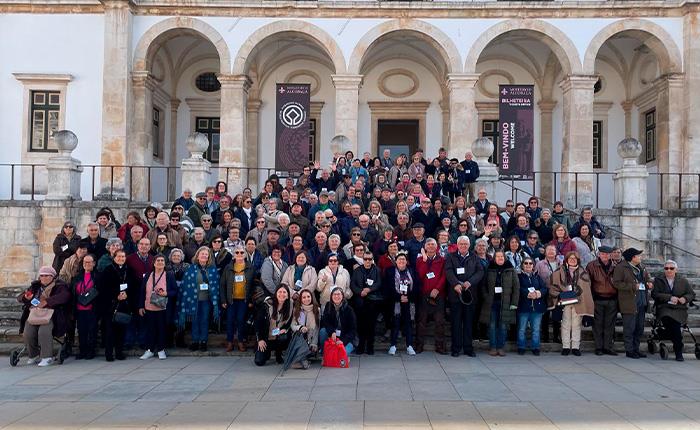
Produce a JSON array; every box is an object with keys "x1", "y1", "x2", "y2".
[
  {"x1": 52, "y1": 221, "x2": 81, "y2": 273},
  {"x1": 652, "y1": 260, "x2": 696, "y2": 361},
  {"x1": 254, "y1": 285, "x2": 293, "y2": 366},
  {"x1": 220, "y1": 245, "x2": 255, "y2": 352},
  {"x1": 180, "y1": 246, "x2": 221, "y2": 352},
  {"x1": 98, "y1": 249, "x2": 130, "y2": 361},
  {"x1": 517, "y1": 257, "x2": 548, "y2": 355},
  {"x1": 72, "y1": 254, "x2": 100, "y2": 360},
  {"x1": 572, "y1": 223, "x2": 600, "y2": 267},
  {"x1": 166, "y1": 248, "x2": 189, "y2": 348},
  {"x1": 95, "y1": 238, "x2": 122, "y2": 272},
  {"x1": 260, "y1": 246, "x2": 289, "y2": 296},
  {"x1": 18, "y1": 266, "x2": 71, "y2": 367},
  {"x1": 481, "y1": 251, "x2": 519, "y2": 357},
  {"x1": 282, "y1": 251, "x2": 318, "y2": 301},
  {"x1": 317, "y1": 253, "x2": 352, "y2": 309},
  {"x1": 139, "y1": 254, "x2": 177, "y2": 360},
  {"x1": 549, "y1": 251, "x2": 594, "y2": 356},
  {"x1": 96, "y1": 209, "x2": 119, "y2": 240},
  {"x1": 383, "y1": 251, "x2": 418, "y2": 356}
]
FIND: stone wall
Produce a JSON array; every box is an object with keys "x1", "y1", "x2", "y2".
[{"x1": 0, "y1": 200, "x2": 697, "y2": 289}]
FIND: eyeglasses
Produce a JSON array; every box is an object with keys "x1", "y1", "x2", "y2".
[
  {"x1": 202, "y1": 220, "x2": 212, "y2": 223},
  {"x1": 65, "y1": 225, "x2": 74, "y2": 228},
  {"x1": 234, "y1": 251, "x2": 244, "y2": 255},
  {"x1": 664, "y1": 267, "x2": 676, "y2": 271},
  {"x1": 212, "y1": 240, "x2": 222, "y2": 243},
  {"x1": 488, "y1": 224, "x2": 497, "y2": 227},
  {"x1": 523, "y1": 262, "x2": 534, "y2": 266},
  {"x1": 256, "y1": 221, "x2": 265, "y2": 224},
  {"x1": 328, "y1": 259, "x2": 338, "y2": 263},
  {"x1": 244, "y1": 200, "x2": 252, "y2": 204},
  {"x1": 529, "y1": 236, "x2": 538, "y2": 240},
  {"x1": 506, "y1": 204, "x2": 514, "y2": 208},
  {"x1": 351, "y1": 233, "x2": 361, "y2": 236},
  {"x1": 363, "y1": 258, "x2": 373, "y2": 261}
]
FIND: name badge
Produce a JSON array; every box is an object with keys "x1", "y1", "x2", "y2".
[
  {"x1": 426, "y1": 272, "x2": 435, "y2": 279},
  {"x1": 335, "y1": 329, "x2": 341, "y2": 337},
  {"x1": 199, "y1": 283, "x2": 209, "y2": 291},
  {"x1": 234, "y1": 274, "x2": 244, "y2": 283},
  {"x1": 142, "y1": 273, "x2": 146, "y2": 278},
  {"x1": 119, "y1": 283, "x2": 128, "y2": 292},
  {"x1": 31, "y1": 298, "x2": 40, "y2": 307},
  {"x1": 61, "y1": 244, "x2": 68, "y2": 252},
  {"x1": 638, "y1": 283, "x2": 646, "y2": 291},
  {"x1": 528, "y1": 287, "x2": 536, "y2": 294},
  {"x1": 456, "y1": 267, "x2": 465, "y2": 275},
  {"x1": 295, "y1": 280, "x2": 303, "y2": 290},
  {"x1": 400, "y1": 283, "x2": 408, "y2": 294},
  {"x1": 398, "y1": 241, "x2": 405, "y2": 247},
  {"x1": 520, "y1": 240, "x2": 525, "y2": 246},
  {"x1": 299, "y1": 312, "x2": 306, "y2": 325},
  {"x1": 366, "y1": 279, "x2": 374, "y2": 286},
  {"x1": 322, "y1": 188, "x2": 327, "y2": 192},
  {"x1": 465, "y1": 169, "x2": 470, "y2": 174},
  {"x1": 272, "y1": 328, "x2": 280, "y2": 336},
  {"x1": 495, "y1": 286, "x2": 503, "y2": 294}
]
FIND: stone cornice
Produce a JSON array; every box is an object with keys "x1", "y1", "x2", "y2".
[
  {"x1": 13, "y1": 73, "x2": 73, "y2": 84},
  {"x1": 2, "y1": 0, "x2": 698, "y2": 16}
]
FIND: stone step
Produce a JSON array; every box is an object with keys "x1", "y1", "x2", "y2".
[{"x1": 0, "y1": 298, "x2": 23, "y2": 312}]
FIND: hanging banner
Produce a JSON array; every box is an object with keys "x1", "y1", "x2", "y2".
[
  {"x1": 498, "y1": 85, "x2": 534, "y2": 180},
  {"x1": 275, "y1": 83, "x2": 310, "y2": 172}
]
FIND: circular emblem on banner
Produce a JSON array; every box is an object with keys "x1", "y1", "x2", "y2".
[{"x1": 279, "y1": 102, "x2": 306, "y2": 129}]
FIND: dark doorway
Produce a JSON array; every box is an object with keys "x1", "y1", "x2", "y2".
[{"x1": 377, "y1": 119, "x2": 419, "y2": 160}]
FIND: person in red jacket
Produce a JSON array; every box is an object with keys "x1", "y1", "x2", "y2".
[
  {"x1": 415, "y1": 238, "x2": 447, "y2": 354},
  {"x1": 548, "y1": 224, "x2": 577, "y2": 261}
]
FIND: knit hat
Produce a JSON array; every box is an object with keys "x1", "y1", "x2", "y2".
[{"x1": 38, "y1": 266, "x2": 57, "y2": 277}]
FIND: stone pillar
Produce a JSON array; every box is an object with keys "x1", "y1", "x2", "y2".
[
  {"x1": 167, "y1": 98, "x2": 181, "y2": 201},
  {"x1": 446, "y1": 74, "x2": 479, "y2": 159},
  {"x1": 439, "y1": 99, "x2": 449, "y2": 149},
  {"x1": 130, "y1": 70, "x2": 156, "y2": 202},
  {"x1": 246, "y1": 98, "x2": 262, "y2": 193},
  {"x1": 613, "y1": 138, "x2": 650, "y2": 254},
  {"x1": 654, "y1": 73, "x2": 685, "y2": 209},
  {"x1": 181, "y1": 133, "x2": 212, "y2": 195},
  {"x1": 100, "y1": 0, "x2": 132, "y2": 198},
  {"x1": 620, "y1": 100, "x2": 633, "y2": 138},
  {"x1": 537, "y1": 99, "x2": 557, "y2": 203},
  {"x1": 331, "y1": 74, "x2": 363, "y2": 155},
  {"x1": 472, "y1": 137, "x2": 499, "y2": 200},
  {"x1": 559, "y1": 75, "x2": 597, "y2": 208},
  {"x1": 45, "y1": 130, "x2": 83, "y2": 201},
  {"x1": 683, "y1": 11, "x2": 700, "y2": 208},
  {"x1": 218, "y1": 74, "x2": 251, "y2": 194}
]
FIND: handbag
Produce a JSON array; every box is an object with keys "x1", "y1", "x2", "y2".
[
  {"x1": 559, "y1": 290, "x2": 579, "y2": 306},
  {"x1": 149, "y1": 289, "x2": 168, "y2": 309},
  {"x1": 27, "y1": 307, "x2": 54, "y2": 325},
  {"x1": 322, "y1": 338, "x2": 349, "y2": 368},
  {"x1": 113, "y1": 309, "x2": 132, "y2": 325},
  {"x1": 77, "y1": 287, "x2": 99, "y2": 307}
]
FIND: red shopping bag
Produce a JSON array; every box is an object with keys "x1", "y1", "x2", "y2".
[{"x1": 322, "y1": 338, "x2": 350, "y2": 368}]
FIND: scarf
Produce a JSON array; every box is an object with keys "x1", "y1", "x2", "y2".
[
  {"x1": 294, "y1": 265, "x2": 305, "y2": 283},
  {"x1": 301, "y1": 303, "x2": 317, "y2": 331}
]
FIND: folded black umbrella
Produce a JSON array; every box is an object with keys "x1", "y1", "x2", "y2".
[{"x1": 283, "y1": 331, "x2": 311, "y2": 372}]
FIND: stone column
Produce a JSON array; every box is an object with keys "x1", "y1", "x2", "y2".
[
  {"x1": 45, "y1": 130, "x2": 83, "y2": 201},
  {"x1": 331, "y1": 74, "x2": 363, "y2": 155},
  {"x1": 181, "y1": 133, "x2": 212, "y2": 194},
  {"x1": 130, "y1": 70, "x2": 156, "y2": 202},
  {"x1": 613, "y1": 138, "x2": 650, "y2": 254},
  {"x1": 100, "y1": 0, "x2": 132, "y2": 198},
  {"x1": 472, "y1": 137, "x2": 499, "y2": 200},
  {"x1": 439, "y1": 99, "x2": 449, "y2": 149},
  {"x1": 246, "y1": 98, "x2": 262, "y2": 193},
  {"x1": 654, "y1": 73, "x2": 685, "y2": 209},
  {"x1": 537, "y1": 99, "x2": 557, "y2": 203},
  {"x1": 559, "y1": 75, "x2": 597, "y2": 208},
  {"x1": 167, "y1": 98, "x2": 181, "y2": 201},
  {"x1": 218, "y1": 74, "x2": 251, "y2": 194},
  {"x1": 683, "y1": 11, "x2": 700, "y2": 208},
  {"x1": 620, "y1": 100, "x2": 634, "y2": 138},
  {"x1": 446, "y1": 73, "x2": 479, "y2": 159}
]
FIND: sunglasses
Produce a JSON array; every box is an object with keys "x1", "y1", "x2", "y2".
[
  {"x1": 65, "y1": 225, "x2": 74, "y2": 228},
  {"x1": 506, "y1": 204, "x2": 514, "y2": 207},
  {"x1": 351, "y1": 233, "x2": 361, "y2": 236},
  {"x1": 523, "y1": 262, "x2": 534, "y2": 265},
  {"x1": 213, "y1": 240, "x2": 222, "y2": 243},
  {"x1": 202, "y1": 220, "x2": 212, "y2": 223},
  {"x1": 234, "y1": 251, "x2": 244, "y2": 255},
  {"x1": 529, "y1": 236, "x2": 538, "y2": 240},
  {"x1": 328, "y1": 259, "x2": 338, "y2": 263},
  {"x1": 363, "y1": 258, "x2": 373, "y2": 261},
  {"x1": 257, "y1": 221, "x2": 265, "y2": 224},
  {"x1": 488, "y1": 224, "x2": 497, "y2": 227},
  {"x1": 664, "y1": 267, "x2": 675, "y2": 271},
  {"x1": 244, "y1": 200, "x2": 252, "y2": 204}
]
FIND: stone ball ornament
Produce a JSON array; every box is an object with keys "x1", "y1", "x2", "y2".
[
  {"x1": 186, "y1": 132, "x2": 210, "y2": 159},
  {"x1": 54, "y1": 130, "x2": 78, "y2": 156},
  {"x1": 330, "y1": 135, "x2": 352, "y2": 157},
  {"x1": 617, "y1": 137, "x2": 642, "y2": 165},
  {"x1": 472, "y1": 136, "x2": 494, "y2": 160}
]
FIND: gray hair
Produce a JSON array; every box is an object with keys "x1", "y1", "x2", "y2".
[
  {"x1": 425, "y1": 238, "x2": 437, "y2": 246},
  {"x1": 105, "y1": 237, "x2": 123, "y2": 249},
  {"x1": 169, "y1": 248, "x2": 184, "y2": 261},
  {"x1": 474, "y1": 238, "x2": 488, "y2": 247},
  {"x1": 277, "y1": 213, "x2": 290, "y2": 223},
  {"x1": 233, "y1": 245, "x2": 245, "y2": 254},
  {"x1": 87, "y1": 221, "x2": 99, "y2": 229},
  {"x1": 328, "y1": 234, "x2": 341, "y2": 242},
  {"x1": 457, "y1": 235, "x2": 471, "y2": 245},
  {"x1": 665, "y1": 260, "x2": 678, "y2": 269},
  {"x1": 192, "y1": 227, "x2": 205, "y2": 235}
]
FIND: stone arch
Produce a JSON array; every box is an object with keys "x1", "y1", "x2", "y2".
[
  {"x1": 583, "y1": 19, "x2": 682, "y2": 75},
  {"x1": 465, "y1": 19, "x2": 582, "y2": 75},
  {"x1": 133, "y1": 17, "x2": 231, "y2": 75},
  {"x1": 348, "y1": 19, "x2": 463, "y2": 75},
  {"x1": 232, "y1": 20, "x2": 346, "y2": 75}
]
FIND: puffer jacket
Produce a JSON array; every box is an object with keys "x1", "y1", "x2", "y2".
[
  {"x1": 316, "y1": 266, "x2": 352, "y2": 307},
  {"x1": 517, "y1": 272, "x2": 548, "y2": 314},
  {"x1": 479, "y1": 261, "x2": 520, "y2": 325}
]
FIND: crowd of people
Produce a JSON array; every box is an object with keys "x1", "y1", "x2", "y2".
[{"x1": 18, "y1": 148, "x2": 695, "y2": 368}]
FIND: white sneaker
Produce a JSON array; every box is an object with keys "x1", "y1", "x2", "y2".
[
  {"x1": 26, "y1": 357, "x2": 39, "y2": 365},
  {"x1": 388, "y1": 345, "x2": 397, "y2": 355},
  {"x1": 407, "y1": 346, "x2": 416, "y2": 356},
  {"x1": 139, "y1": 350, "x2": 154, "y2": 360},
  {"x1": 157, "y1": 350, "x2": 167, "y2": 360},
  {"x1": 37, "y1": 357, "x2": 54, "y2": 367}
]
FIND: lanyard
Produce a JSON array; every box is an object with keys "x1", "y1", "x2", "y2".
[{"x1": 151, "y1": 270, "x2": 166, "y2": 292}]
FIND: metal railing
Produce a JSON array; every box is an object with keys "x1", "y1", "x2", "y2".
[
  {"x1": 500, "y1": 171, "x2": 700, "y2": 210},
  {"x1": 0, "y1": 164, "x2": 282, "y2": 202}
]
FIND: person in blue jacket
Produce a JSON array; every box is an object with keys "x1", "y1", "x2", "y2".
[{"x1": 516, "y1": 257, "x2": 548, "y2": 356}]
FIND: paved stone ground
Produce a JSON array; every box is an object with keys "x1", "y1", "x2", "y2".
[{"x1": 1, "y1": 351, "x2": 700, "y2": 429}]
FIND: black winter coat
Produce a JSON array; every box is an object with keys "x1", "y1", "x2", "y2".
[
  {"x1": 52, "y1": 233, "x2": 82, "y2": 272},
  {"x1": 320, "y1": 301, "x2": 357, "y2": 347}
]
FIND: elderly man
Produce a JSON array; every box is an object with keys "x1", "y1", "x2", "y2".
[
  {"x1": 570, "y1": 207, "x2": 606, "y2": 240},
  {"x1": 211, "y1": 195, "x2": 232, "y2": 227},
  {"x1": 445, "y1": 236, "x2": 485, "y2": 357},
  {"x1": 173, "y1": 188, "x2": 194, "y2": 211},
  {"x1": 415, "y1": 238, "x2": 448, "y2": 354},
  {"x1": 381, "y1": 149, "x2": 393, "y2": 170},
  {"x1": 188, "y1": 192, "x2": 209, "y2": 228},
  {"x1": 613, "y1": 248, "x2": 653, "y2": 359},
  {"x1": 460, "y1": 151, "x2": 480, "y2": 203},
  {"x1": 257, "y1": 227, "x2": 281, "y2": 258},
  {"x1": 184, "y1": 228, "x2": 208, "y2": 262},
  {"x1": 123, "y1": 224, "x2": 144, "y2": 255},
  {"x1": 146, "y1": 212, "x2": 183, "y2": 249},
  {"x1": 652, "y1": 260, "x2": 696, "y2": 361},
  {"x1": 246, "y1": 217, "x2": 267, "y2": 244},
  {"x1": 357, "y1": 214, "x2": 379, "y2": 246},
  {"x1": 80, "y1": 222, "x2": 108, "y2": 261},
  {"x1": 587, "y1": 245, "x2": 618, "y2": 356}
]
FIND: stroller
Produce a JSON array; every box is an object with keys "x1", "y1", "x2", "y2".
[{"x1": 646, "y1": 303, "x2": 700, "y2": 360}]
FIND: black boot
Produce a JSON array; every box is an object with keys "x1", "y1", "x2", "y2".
[
  {"x1": 199, "y1": 342, "x2": 208, "y2": 352},
  {"x1": 189, "y1": 342, "x2": 199, "y2": 351}
]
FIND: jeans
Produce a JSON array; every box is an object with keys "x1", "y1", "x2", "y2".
[
  {"x1": 254, "y1": 338, "x2": 290, "y2": 366},
  {"x1": 191, "y1": 300, "x2": 211, "y2": 343},
  {"x1": 622, "y1": 305, "x2": 645, "y2": 353},
  {"x1": 488, "y1": 302, "x2": 507, "y2": 349},
  {"x1": 226, "y1": 300, "x2": 247, "y2": 343},
  {"x1": 319, "y1": 328, "x2": 354, "y2": 355},
  {"x1": 390, "y1": 302, "x2": 414, "y2": 348},
  {"x1": 517, "y1": 312, "x2": 543, "y2": 350}
]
